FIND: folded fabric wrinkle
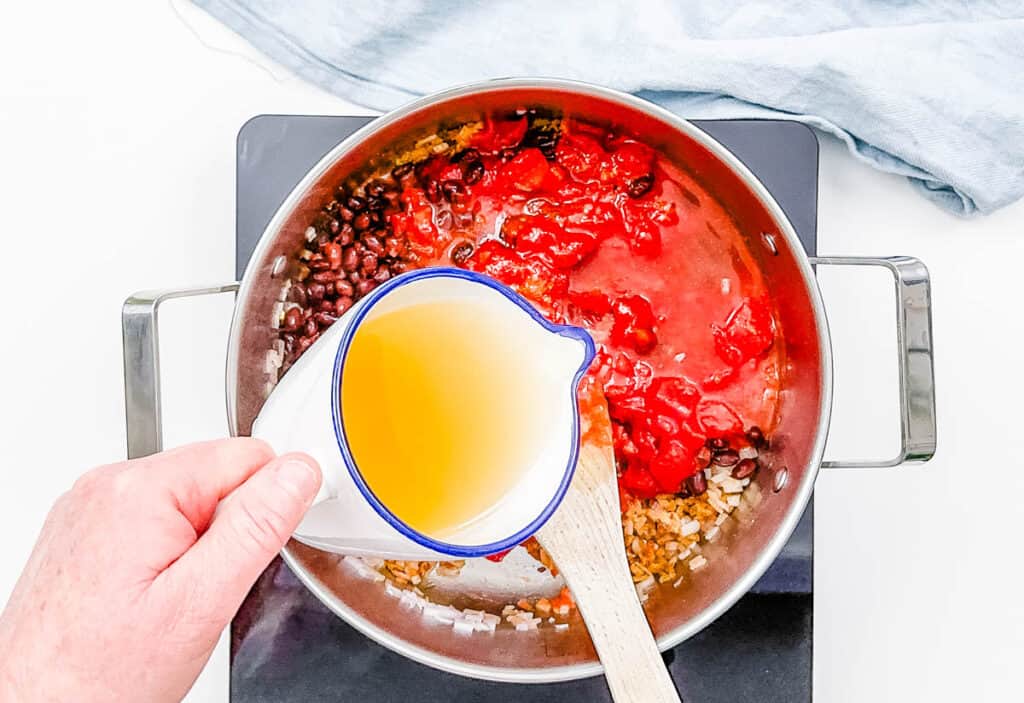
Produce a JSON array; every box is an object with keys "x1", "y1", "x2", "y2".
[{"x1": 192, "y1": 0, "x2": 1024, "y2": 216}]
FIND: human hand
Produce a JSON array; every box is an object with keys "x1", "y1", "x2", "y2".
[{"x1": 0, "y1": 439, "x2": 321, "y2": 702}]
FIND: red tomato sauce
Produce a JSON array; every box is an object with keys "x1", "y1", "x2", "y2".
[{"x1": 390, "y1": 115, "x2": 780, "y2": 502}]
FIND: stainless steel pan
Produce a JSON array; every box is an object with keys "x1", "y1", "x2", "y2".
[{"x1": 122, "y1": 79, "x2": 936, "y2": 682}]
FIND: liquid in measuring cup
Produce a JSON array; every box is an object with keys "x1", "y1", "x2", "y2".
[
  {"x1": 254, "y1": 267, "x2": 592, "y2": 559},
  {"x1": 341, "y1": 297, "x2": 562, "y2": 539}
]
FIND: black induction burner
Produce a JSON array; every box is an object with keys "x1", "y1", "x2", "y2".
[{"x1": 231, "y1": 116, "x2": 818, "y2": 702}]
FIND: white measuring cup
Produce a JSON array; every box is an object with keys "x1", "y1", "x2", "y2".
[{"x1": 252, "y1": 267, "x2": 595, "y2": 560}]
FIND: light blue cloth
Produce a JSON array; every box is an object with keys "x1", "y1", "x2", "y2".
[{"x1": 193, "y1": 0, "x2": 1024, "y2": 216}]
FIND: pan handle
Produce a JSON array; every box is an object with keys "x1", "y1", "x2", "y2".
[
  {"x1": 809, "y1": 256, "x2": 936, "y2": 468},
  {"x1": 122, "y1": 283, "x2": 240, "y2": 459}
]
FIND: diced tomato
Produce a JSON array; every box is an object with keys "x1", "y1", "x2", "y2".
[
  {"x1": 485, "y1": 547, "x2": 514, "y2": 562},
  {"x1": 649, "y1": 439, "x2": 697, "y2": 493},
  {"x1": 472, "y1": 116, "x2": 528, "y2": 151},
  {"x1": 647, "y1": 377, "x2": 700, "y2": 420},
  {"x1": 556, "y1": 133, "x2": 606, "y2": 182},
  {"x1": 391, "y1": 187, "x2": 439, "y2": 248},
  {"x1": 502, "y1": 148, "x2": 549, "y2": 193},
  {"x1": 630, "y1": 424, "x2": 659, "y2": 462},
  {"x1": 569, "y1": 289, "x2": 612, "y2": 318},
  {"x1": 541, "y1": 163, "x2": 570, "y2": 192},
  {"x1": 608, "y1": 391, "x2": 646, "y2": 425},
  {"x1": 611, "y1": 141, "x2": 655, "y2": 182},
  {"x1": 507, "y1": 214, "x2": 597, "y2": 269},
  {"x1": 696, "y1": 398, "x2": 743, "y2": 438},
  {"x1": 610, "y1": 294, "x2": 658, "y2": 354},
  {"x1": 712, "y1": 298, "x2": 775, "y2": 367},
  {"x1": 620, "y1": 465, "x2": 660, "y2": 499},
  {"x1": 620, "y1": 201, "x2": 662, "y2": 257},
  {"x1": 618, "y1": 483, "x2": 636, "y2": 512},
  {"x1": 561, "y1": 198, "x2": 622, "y2": 241}
]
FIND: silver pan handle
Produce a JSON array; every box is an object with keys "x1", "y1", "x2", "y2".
[
  {"x1": 122, "y1": 283, "x2": 239, "y2": 459},
  {"x1": 809, "y1": 256, "x2": 936, "y2": 468}
]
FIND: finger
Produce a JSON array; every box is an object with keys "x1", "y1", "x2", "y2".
[
  {"x1": 143, "y1": 438, "x2": 277, "y2": 531},
  {"x1": 159, "y1": 452, "x2": 321, "y2": 631}
]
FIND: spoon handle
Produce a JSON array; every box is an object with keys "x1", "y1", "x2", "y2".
[{"x1": 538, "y1": 439, "x2": 682, "y2": 703}]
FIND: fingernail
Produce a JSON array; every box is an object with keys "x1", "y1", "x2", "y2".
[{"x1": 274, "y1": 458, "x2": 319, "y2": 501}]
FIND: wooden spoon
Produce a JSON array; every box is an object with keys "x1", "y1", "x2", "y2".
[{"x1": 536, "y1": 384, "x2": 682, "y2": 703}]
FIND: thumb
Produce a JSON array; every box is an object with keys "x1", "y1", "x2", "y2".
[{"x1": 164, "y1": 452, "x2": 322, "y2": 629}]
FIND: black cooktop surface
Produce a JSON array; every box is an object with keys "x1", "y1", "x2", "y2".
[{"x1": 231, "y1": 115, "x2": 818, "y2": 702}]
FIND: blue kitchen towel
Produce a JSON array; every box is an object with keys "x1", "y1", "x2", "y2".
[{"x1": 192, "y1": 0, "x2": 1024, "y2": 216}]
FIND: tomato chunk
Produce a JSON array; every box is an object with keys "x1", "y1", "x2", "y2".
[
  {"x1": 649, "y1": 439, "x2": 698, "y2": 493},
  {"x1": 502, "y1": 148, "x2": 550, "y2": 193},
  {"x1": 647, "y1": 377, "x2": 700, "y2": 421},
  {"x1": 610, "y1": 295, "x2": 658, "y2": 354},
  {"x1": 696, "y1": 398, "x2": 743, "y2": 438},
  {"x1": 712, "y1": 298, "x2": 774, "y2": 367},
  {"x1": 555, "y1": 133, "x2": 606, "y2": 182}
]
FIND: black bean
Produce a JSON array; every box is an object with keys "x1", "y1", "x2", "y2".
[
  {"x1": 360, "y1": 254, "x2": 378, "y2": 275},
  {"x1": 696, "y1": 446, "x2": 712, "y2": 467},
  {"x1": 335, "y1": 279, "x2": 354, "y2": 298},
  {"x1": 367, "y1": 195, "x2": 387, "y2": 211},
  {"x1": 450, "y1": 241, "x2": 475, "y2": 266},
  {"x1": 463, "y1": 160, "x2": 485, "y2": 185},
  {"x1": 307, "y1": 257, "x2": 330, "y2": 272},
  {"x1": 318, "y1": 299, "x2": 335, "y2": 313},
  {"x1": 732, "y1": 458, "x2": 758, "y2": 480},
  {"x1": 454, "y1": 147, "x2": 480, "y2": 164},
  {"x1": 706, "y1": 437, "x2": 728, "y2": 450},
  {"x1": 435, "y1": 210, "x2": 454, "y2": 231},
  {"x1": 288, "y1": 281, "x2": 308, "y2": 307},
  {"x1": 627, "y1": 174, "x2": 655, "y2": 198},
  {"x1": 713, "y1": 449, "x2": 740, "y2": 467},
  {"x1": 346, "y1": 195, "x2": 366, "y2": 212},
  {"x1": 362, "y1": 235, "x2": 385, "y2": 256},
  {"x1": 441, "y1": 180, "x2": 465, "y2": 202},
  {"x1": 314, "y1": 311, "x2": 338, "y2": 327},
  {"x1": 366, "y1": 180, "x2": 388, "y2": 198},
  {"x1": 373, "y1": 268, "x2": 392, "y2": 284},
  {"x1": 391, "y1": 162, "x2": 414, "y2": 180},
  {"x1": 353, "y1": 212, "x2": 372, "y2": 231},
  {"x1": 356, "y1": 279, "x2": 377, "y2": 297},
  {"x1": 746, "y1": 426, "x2": 767, "y2": 449},
  {"x1": 334, "y1": 296, "x2": 353, "y2": 315},
  {"x1": 424, "y1": 180, "x2": 442, "y2": 203},
  {"x1": 686, "y1": 472, "x2": 708, "y2": 496},
  {"x1": 338, "y1": 223, "x2": 355, "y2": 246},
  {"x1": 295, "y1": 335, "x2": 314, "y2": 354},
  {"x1": 307, "y1": 281, "x2": 326, "y2": 303},
  {"x1": 342, "y1": 247, "x2": 360, "y2": 273},
  {"x1": 282, "y1": 307, "x2": 302, "y2": 332},
  {"x1": 311, "y1": 270, "x2": 336, "y2": 284},
  {"x1": 303, "y1": 318, "x2": 318, "y2": 337},
  {"x1": 384, "y1": 236, "x2": 404, "y2": 258},
  {"x1": 391, "y1": 261, "x2": 408, "y2": 274},
  {"x1": 338, "y1": 206, "x2": 355, "y2": 224}
]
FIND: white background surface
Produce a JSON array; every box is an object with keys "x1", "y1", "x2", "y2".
[{"x1": 1, "y1": 2, "x2": 1022, "y2": 701}]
